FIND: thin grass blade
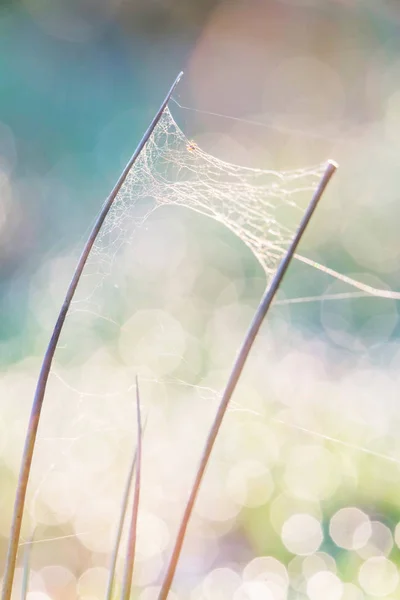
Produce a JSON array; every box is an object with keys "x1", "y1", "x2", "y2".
[
  {"x1": 106, "y1": 416, "x2": 148, "y2": 600},
  {"x1": 120, "y1": 376, "x2": 143, "y2": 600},
  {"x1": 1, "y1": 71, "x2": 184, "y2": 600},
  {"x1": 157, "y1": 160, "x2": 338, "y2": 600},
  {"x1": 20, "y1": 530, "x2": 35, "y2": 600}
]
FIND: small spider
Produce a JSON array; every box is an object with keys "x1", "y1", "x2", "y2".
[{"x1": 186, "y1": 140, "x2": 198, "y2": 152}]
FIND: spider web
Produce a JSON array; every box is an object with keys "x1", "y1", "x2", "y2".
[
  {"x1": 71, "y1": 107, "x2": 327, "y2": 316},
  {"x1": 73, "y1": 106, "x2": 400, "y2": 316},
  {"x1": 12, "y1": 105, "x2": 400, "y2": 595}
]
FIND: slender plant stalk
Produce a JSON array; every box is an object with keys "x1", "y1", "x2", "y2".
[
  {"x1": 106, "y1": 416, "x2": 148, "y2": 600},
  {"x1": 157, "y1": 160, "x2": 338, "y2": 600},
  {"x1": 120, "y1": 376, "x2": 143, "y2": 600},
  {"x1": 1, "y1": 71, "x2": 183, "y2": 600},
  {"x1": 20, "y1": 530, "x2": 35, "y2": 600}
]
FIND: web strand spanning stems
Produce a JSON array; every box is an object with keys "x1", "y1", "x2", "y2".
[
  {"x1": 120, "y1": 377, "x2": 143, "y2": 600},
  {"x1": 0, "y1": 71, "x2": 184, "y2": 600},
  {"x1": 87, "y1": 104, "x2": 395, "y2": 302},
  {"x1": 170, "y1": 97, "x2": 348, "y2": 143},
  {"x1": 157, "y1": 160, "x2": 337, "y2": 600}
]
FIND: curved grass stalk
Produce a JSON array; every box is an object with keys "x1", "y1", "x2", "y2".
[
  {"x1": 20, "y1": 529, "x2": 35, "y2": 600},
  {"x1": 106, "y1": 415, "x2": 148, "y2": 600},
  {"x1": 1, "y1": 71, "x2": 184, "y2": 600},
  {"x1": 120, "y1": 376, "x2": 143, "y2": 600},
  {"x1": 157, "y1": 160, "x2": 338, "y2": 600}
]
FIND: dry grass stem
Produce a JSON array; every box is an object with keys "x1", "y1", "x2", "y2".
[
  {"x1": 1, "y1": 72, "x2": 184, "y2": 600},
  {"x1": 120, "y1": 376, "x2": 143, "y2": 600},
  {"x1": 157, "y1": 160, "x2": 338, "y2": 600}
]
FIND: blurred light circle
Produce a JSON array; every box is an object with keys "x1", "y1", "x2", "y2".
[
  {"x1": 270, "y1": 350, "x2": 324, "y2": 407},
  {"x1": 242, "y1": 557, "x2": 288, "y2": 600},
  {"x1": 266, "y1": 56, "x2": 345, "y2": 125},
  {"x1": 74, "y1": 508, "x2": 113, "y2": 553},
  {"x1": 320, "y1": 276, "x2": 398, "y2": 352},
  {"x1": 284, "y1": 445, "x2": 340, "y2": 500},
  {"x1": 281, "y1": 513, "x2": 323, "y2": 555},
  {"x1": 340, "y1": 583, "x2": 364, "y2": 600},
  {"x1": 131, "y1": 512, "x2": 169, "y2": 560},
  {"x1": 26, "y1": 594, "x2": 52, "y2": 600},
  {"x1": 195, "y1": 465, "x2": 242, "y2": 522},
  {"x1": 270, "y1": 492, "x2": 322, "y2": 535},
  {"x1": 208, "y1": 303, "x2": 261, "y2": 367},
  {"x1": 356, "y1": 521, "x2": 393, "y2": 559},
  {"x1": 358, "y1": 557, "x2": 399, "y2": 597},
  {"x1": 40, "y1": 566, "x2": 76, "y2": 596},
  {"x1": 243, "y1": 556, "x2": 288, "y2": 589},
  {"x1": 132, "y1": 554, "x2": 164, "y2": 588},
  {"x1": 32, "y1": 471, "x2": 77, "y2": 524},
  {"x1": 329, "y1": 507, "x2": 371, "y2": 550},
  {"x1": 127, "y1": 214, "x2": 188, "y2": 277},
  {"x1": 222, "y1": 420, "x2": 280, "y2": 466},
  {"x1": 233, "y1": 581, "x2": 275, "y2": 600},
  {"x1": 336, "y1": 368, "x2": 393, "y2": 438},
  {"x1": 341, "y1": 217, "x2": 400, "y2": 275},
  {"x1": 202, "y1": 568, "x2": 242, "y2": 598},
  {"x1": 306, "y1": 571, "x2": 343, "y2": 600},
  {"x1": 226, "y1": 460, "x2": 274, "y2": 508},
  {"x1": 302, "y1": 553, "x2": 337, "y2": 579},
  {"x1": 287, "y1": 555, "x2": 306, "y2": 592},
  {"x1": 77, "y1": 568, "x2": 109, "y2": 599},
  {"x1": 119, "y1": 309, "x2": 187, "y2": 376},
  {"x1": 67, "y1": 430, "x2": 118, "y2": 474},
  {"x1": 379, "y1": 57, "x2": 400, "y2": 105}
]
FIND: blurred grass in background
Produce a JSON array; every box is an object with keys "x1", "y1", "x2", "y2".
[{"x1": 2, "y1": 0, "x2": 400, "y2": 598}]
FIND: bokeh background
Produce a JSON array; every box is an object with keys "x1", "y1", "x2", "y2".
[{"x1": 2, "y1": 0, "x2": 400, "y2": 598}]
